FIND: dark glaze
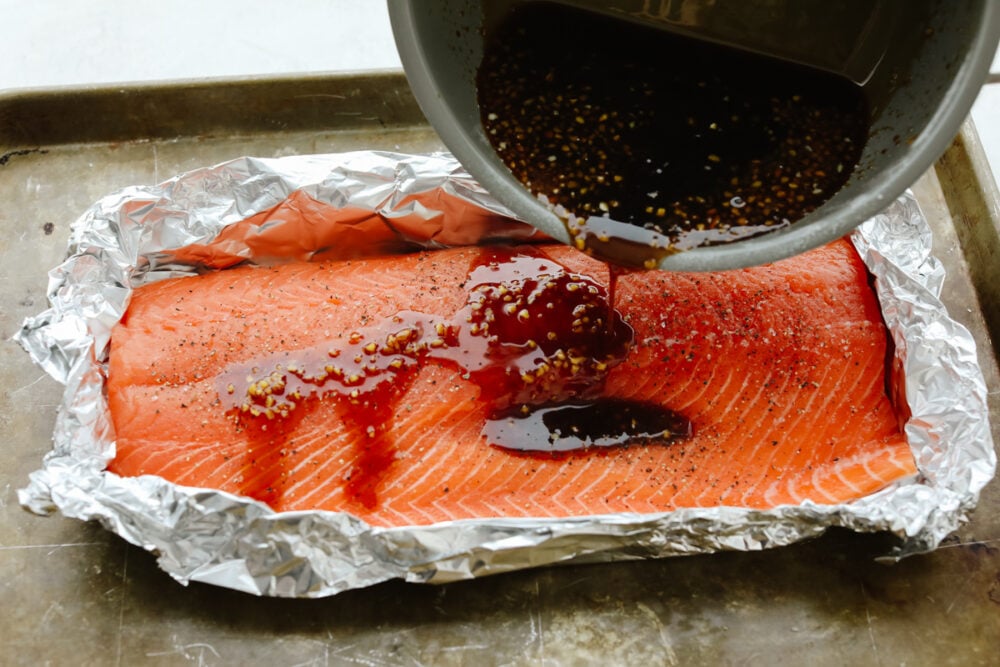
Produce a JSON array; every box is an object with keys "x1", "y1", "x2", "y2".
[
  {"x1": 459, "y1": 246, "x2": 634, "y2": 411},
  {"x1": 485, "y1": 399, "x2": 692, "y2": 453},
  {"x1": 477, "y1": 2, "x2": 870, "y2": 266},
  {"x1": 219, "y1": 247, "x2": 690, "y2": 508}
]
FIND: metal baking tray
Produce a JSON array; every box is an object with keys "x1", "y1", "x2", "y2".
[{"x1": 2, "y1": 72, "x2": 998, "y2": 664}]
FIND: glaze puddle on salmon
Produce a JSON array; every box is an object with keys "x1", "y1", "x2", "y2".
[{"x1": 107, "y1": 240, "x2": 915, "y2": 525}]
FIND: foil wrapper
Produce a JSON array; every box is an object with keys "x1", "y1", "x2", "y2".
[{"x1": 15, "y1": 151, "x2": 995, "y2": 598}]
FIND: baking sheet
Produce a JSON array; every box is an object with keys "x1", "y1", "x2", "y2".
[
  {"x1": 11, "y1": 148, "x2": 995, "y2": 597},
  {"x1": 2, "y1": 72, "x2": 999, "y2": 662}
]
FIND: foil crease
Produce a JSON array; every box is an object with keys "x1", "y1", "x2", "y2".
[{"x1": 15, "y1": 151, "x2": 995, "y2": 598}]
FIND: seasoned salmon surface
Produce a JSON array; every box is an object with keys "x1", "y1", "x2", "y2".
[{"x1": 107, "y1": 240, "x2": 915, "y2": 525}]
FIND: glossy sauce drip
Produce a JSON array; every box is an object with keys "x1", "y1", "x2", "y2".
[
  {"x1": 485, "y1": 399, "x2": 692, "y2": 453},
  {"x1": 477, "y1": 2, "x2": 870, "y2": 266},
  {"x1": 219, "y1": 247, "x2": 690, "y2": 507},
  {"x1": 219, "y1": 313, "x2": 448, "y2": 508}
]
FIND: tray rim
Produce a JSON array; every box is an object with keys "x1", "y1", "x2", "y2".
[{"x1": 0, "y1": 69, "x2": 423, "y2": 152}]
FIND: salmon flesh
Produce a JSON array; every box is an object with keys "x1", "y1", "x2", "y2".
[{"x1": 107, "y1": 239, "x2": 915, "y2": 526}]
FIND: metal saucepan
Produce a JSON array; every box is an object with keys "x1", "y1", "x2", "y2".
[{"x1": 388, "y1": 0, "x2": 1000, "y2": 270}]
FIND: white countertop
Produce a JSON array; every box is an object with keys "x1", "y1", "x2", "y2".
[{"x1": 0, "y1": 0, "x2": 401, "y2": 88}]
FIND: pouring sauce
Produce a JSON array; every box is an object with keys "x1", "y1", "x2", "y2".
[{"x1": 477, "y1": 2, "x2": 870, "y2": 266}]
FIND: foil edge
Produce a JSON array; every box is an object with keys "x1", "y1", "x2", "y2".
[{"x1": 15, "y1": 151, "x2": 996, "y2": 597}]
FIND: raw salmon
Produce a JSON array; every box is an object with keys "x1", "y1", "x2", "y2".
[{"x1": 107, "y1": 239, "x2": 916, "y2": 525}]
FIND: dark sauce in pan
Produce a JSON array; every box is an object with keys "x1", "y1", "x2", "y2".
[
  {"x1": 221, "y1": 247, "x2": 689, "y2": 508},
  {"x1": 476, "y1": 2, "x2": 870, "y2": 266}
]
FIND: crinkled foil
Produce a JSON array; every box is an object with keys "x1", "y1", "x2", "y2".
[{"x1": 15, "y1": 151, "x2": 995, "y2": 597}]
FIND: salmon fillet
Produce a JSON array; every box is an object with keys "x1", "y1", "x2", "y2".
[{"x1": 107, "y1": 239, "x2": 915, "y2": 525}]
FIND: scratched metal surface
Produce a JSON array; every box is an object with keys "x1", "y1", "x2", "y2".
[{"x1": 1, "y1": 73, "x2": 998, "y2": 665}]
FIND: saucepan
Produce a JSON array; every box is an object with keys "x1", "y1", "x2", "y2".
[{"x1": 388, "y1": 0, "x2": 1000, "y2": 271}]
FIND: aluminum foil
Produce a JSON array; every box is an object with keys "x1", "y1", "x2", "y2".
[{"x1": 15, "y1": 151, "x2": 995, "y2": 598}]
